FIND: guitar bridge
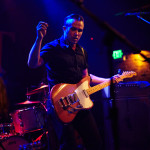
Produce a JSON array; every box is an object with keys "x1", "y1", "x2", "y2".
[
  {"x1": 68, "y1": 108, "x2": 76, "y2": 113},
  {"x1": 68, "y1": 105, "x2": 83, "y2": 113},
  {"x1": 68, "y1": 93, "x2": 78, "y2": 104}
]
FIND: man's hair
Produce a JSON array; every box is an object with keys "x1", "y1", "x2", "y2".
[{"x1": 64, "y1": 14, "x2": 84, "y2": 26}]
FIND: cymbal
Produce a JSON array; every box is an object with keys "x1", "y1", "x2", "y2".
[
  {"x1": 26, "y1": 85, "x2": 48, "y2": 96},
  {"x1": 16, "y1": 100, "x2": 41, "y2": 105}
]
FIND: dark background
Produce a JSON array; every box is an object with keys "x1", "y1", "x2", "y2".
[
  {"x1": 1, "y1": 0, "x2": 150, "y2": 106},
  {"x1": 0, "y1": 0, "x2": 150, "y2": 149}
]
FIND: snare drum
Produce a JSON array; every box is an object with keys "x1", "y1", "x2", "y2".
[
  {"x1": 11, "y1": 106, "x2": 46, "y2": 135},
  {"x1": 0, "y1": 136, "x2": 28, "y2": 150}
]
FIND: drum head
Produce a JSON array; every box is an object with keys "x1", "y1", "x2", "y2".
[{"x1": 0, "y1": 136, "x2": 28, "y2": 150}]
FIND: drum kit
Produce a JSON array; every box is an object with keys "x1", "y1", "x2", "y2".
[{"x1": 0, "y1": 84, "x2": 49, "y2": 150}]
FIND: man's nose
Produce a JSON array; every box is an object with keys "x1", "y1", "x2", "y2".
[{"x1": 74, "y1": 30, "x2": 79, "y2": 35}]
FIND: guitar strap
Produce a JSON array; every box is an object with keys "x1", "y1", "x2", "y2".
[
  {"x1": 80, "y1": 46, "x2": 88, "y2": 67},
  {"x1": 81, "y1": 46, "x2": 85, "y2": 56},
  {"x1": 80, "y1": 46, "x2": 92, "y2": 81}
]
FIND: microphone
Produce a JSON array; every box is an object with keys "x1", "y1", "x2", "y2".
[{"x1": 125, "y1": 12, "x2": 150, "y2": 16}]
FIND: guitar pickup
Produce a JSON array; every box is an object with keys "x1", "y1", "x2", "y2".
[
  {"x1": 59, "y1": 97, "x2": 69, "y2": 110},
  {"x1": 82, "y1": 90, "x2": 89, "y2": 98}
]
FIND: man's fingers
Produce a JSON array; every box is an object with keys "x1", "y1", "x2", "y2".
[
  {"x1": 36, "y1": 21, "x2": 48, "y2": 30},
  {"x1": 38, "y1": 21, "x2": 48, "y2": 27},
  {"x1": 113, "y1": 74, "x2": 123, "y2": 83}
]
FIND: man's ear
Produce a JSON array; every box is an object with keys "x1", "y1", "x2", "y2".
[{"x1": 63, "y1": 26, "x2": 66, "y2": 31}]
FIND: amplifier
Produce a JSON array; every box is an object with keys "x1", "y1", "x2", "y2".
[
  {"x1": 102, "y1": 81, "x2": 150, "y2": 99},
  {"x1": 102, "y1": 81, "x2": 150, "y2": 150}
]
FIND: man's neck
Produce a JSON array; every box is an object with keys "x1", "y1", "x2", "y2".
[
  {"x1": 64, "y1": 38, "x2": 76, "y2": 51},
  {"x1": 72, "y1": 44, "x2": 76, "y2": 51}
]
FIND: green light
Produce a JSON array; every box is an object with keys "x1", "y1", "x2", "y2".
[{"x1": 112, "y1": 49, "x2": 123, "y2": 59}]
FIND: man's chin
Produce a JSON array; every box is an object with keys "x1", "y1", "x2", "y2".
[{"x1": 72, "y1": 40, "x2": 78, "y2": 44}]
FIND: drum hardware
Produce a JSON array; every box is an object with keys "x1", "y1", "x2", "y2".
[
  {"x1": 0, "y1": 129, "x2": 47, "y2": 149},
  {"x1": 16, "y1": 100, "x2": 41, "y2": 105},
  {"x1": 18, "y1": 130, "x2": 48, "y2": 150},
  {"x1": 26, "y1": 84, "x2": 48, "y2": 96},
  {"x1": 18, "y1": 140, "x2": 45, "y2": 150},
  {"x1": 23, "y1": 84, "x2": 49, "y2": 108}
]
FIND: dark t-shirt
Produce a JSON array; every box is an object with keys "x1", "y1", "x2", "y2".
[{"x1": 40, "y1": 36, "x2": 88, "y2": 88}]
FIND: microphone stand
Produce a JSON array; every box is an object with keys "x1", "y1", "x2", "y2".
[{"x1": 136, "y1": 15, "x2": 150, "y2": 24}]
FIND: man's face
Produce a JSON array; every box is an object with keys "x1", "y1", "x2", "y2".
[{"x1": 63, "y1": 19, "x2": 84, "y2": 44}]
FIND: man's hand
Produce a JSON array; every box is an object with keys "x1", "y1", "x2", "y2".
[
  {"x1": 36, "y1": 21, "x2": 48, "y2": 39},
  {"x1": 112, "y1": 74, "x2": 123, "y2": 83}
]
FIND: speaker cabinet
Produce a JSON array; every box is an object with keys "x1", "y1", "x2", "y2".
[{"x1": 102, "y1": 83, "x2": 150, "y2": 150}]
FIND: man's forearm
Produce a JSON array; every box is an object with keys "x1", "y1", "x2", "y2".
[
  {"x1": 90, "y1": 74, "x2": 109, "y2": 85},
  {"x1": 28, "y1": 37, "x2": 43, "y2": 68}
]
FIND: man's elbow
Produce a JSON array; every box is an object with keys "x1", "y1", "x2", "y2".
[
  {"x1": 27, "y1": 61, "x2": 41, "y2": 69},
  {"x1": 27, "y1": 57, "x2": 44, "y2": 68}
]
